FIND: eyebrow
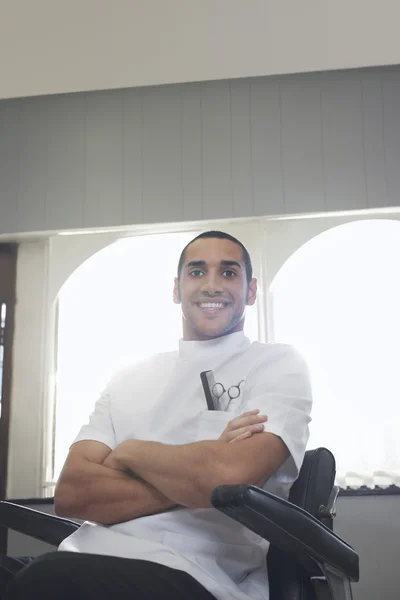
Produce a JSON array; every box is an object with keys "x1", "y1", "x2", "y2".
[{"x1": 185, "y1": 260, "x2": 242, "y2": 269}]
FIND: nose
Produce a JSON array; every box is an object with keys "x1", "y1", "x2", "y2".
[{"x1": 200, "y1": 272, "x2": 222, "y2": 296}]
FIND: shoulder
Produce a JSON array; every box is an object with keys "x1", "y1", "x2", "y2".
[
  {"x1": 105, "y1": 351, "x2": 179, "y2": 392},
  {"x1": 245, "y1": 342, "x2": 310, "y2": 377},
  {"x1": 242, "y1": 342, "x2": 313, "y2": 419}
]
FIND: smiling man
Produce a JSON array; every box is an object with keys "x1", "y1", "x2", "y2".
[
  {"x1": 174, "y1": 233, "x2": 257, "y2": 341},
  {"x1": 3, "y1": 231, "x2": 312, "y2": 600}
]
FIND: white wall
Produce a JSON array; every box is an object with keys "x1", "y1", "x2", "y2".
[{"x1": 0, "y1": 1, "x2": 400, "y2": 100}]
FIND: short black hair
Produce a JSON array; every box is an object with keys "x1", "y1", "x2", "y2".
[{"x1": 177, "y1": 231, "x2": 253, "y2": 284}]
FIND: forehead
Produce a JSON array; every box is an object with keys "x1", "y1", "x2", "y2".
[{"x1": 184, "y1": 237, "x2": 244, "y2": 265}]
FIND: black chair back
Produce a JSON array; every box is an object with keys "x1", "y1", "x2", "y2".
[{"x1": 267, "y1": 447, "x2": 336, "y2": 600}]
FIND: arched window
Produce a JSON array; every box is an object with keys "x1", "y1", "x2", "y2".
[
  {"x1": 270, "y1": 219, "x2": 400, "y2": 488},
  {"x1": 53, "y1": 232, "x2": 194, "y2": 478}
]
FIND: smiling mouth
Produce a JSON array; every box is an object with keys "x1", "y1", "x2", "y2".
[{"x1": 196, "y1": 302, "x2": 229, "y2": 310}]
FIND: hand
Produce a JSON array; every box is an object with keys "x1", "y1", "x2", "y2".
[
  {"x1": 103, "y1": 442, "x2": 144, "y2": 480},
  {"x1": 103, "y1": 451, "x2": 125, "y2": 471},
  {"x1": 218, "y1": 409, "x2": 268, "y2": 443},
  {"x1": 103, "y1": 442, "x2": 133, "y2": 471}
]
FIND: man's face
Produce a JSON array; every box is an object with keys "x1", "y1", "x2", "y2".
[{"x1": 173, "y1": 237, "x2": 257, "y2": 341}]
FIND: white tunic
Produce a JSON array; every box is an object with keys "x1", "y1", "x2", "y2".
[{"x1": 59, "y1": 332, "x2": 312, "y2": 600}]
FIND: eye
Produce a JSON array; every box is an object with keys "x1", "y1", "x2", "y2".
[
  {"x1": 189, "y1": 269, "x2": 204, "y2": 277},
  {"x1": 222, "y1": 269, "x2": 237, "y2": 277}
]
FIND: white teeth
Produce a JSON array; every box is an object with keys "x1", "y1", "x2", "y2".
[{"x1": 199, "y1": 302, "x2": 225, "y2": 309}]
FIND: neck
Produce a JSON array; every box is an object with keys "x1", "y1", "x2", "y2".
[{"x1": 182, "y1": 321, "x2": 245, "y2": 342}]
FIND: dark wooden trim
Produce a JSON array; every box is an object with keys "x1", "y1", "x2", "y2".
[{"x1": 0, "y1": 243, "x2": 18, "y2": 554}]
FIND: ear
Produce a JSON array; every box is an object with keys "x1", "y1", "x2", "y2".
[
  {"x1": 173, "y1": 278, "x2": 181, "y2": 304},
  {"x1": 246, "y1": 278, "x2": 257, "y2": 306}
]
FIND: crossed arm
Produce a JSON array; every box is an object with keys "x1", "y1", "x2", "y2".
[
  {"x1": 55, "y1": 348, "x2": 311, "y2": 525},
  {"x1": 55, "y1": 411, "x2": 287, "y2": 524},
  {"x1": 54, "y1": 440, "x2": 178, "y2": 525},
  {"x1": 103, "y1": 434, "x2": 289, "y2": 508}
]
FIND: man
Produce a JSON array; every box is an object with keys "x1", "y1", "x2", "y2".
[{"x1": 3, "y1": 231, "x2": 312, "y2": 600}]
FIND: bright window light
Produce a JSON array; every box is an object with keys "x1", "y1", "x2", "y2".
[{"x1": 270, "y1": 219, "x2": 400, "y2": 488}]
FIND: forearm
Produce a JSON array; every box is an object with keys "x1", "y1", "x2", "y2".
[
  {"x1": 113, "y1": 440, "x2": 231, "y2": 508},
  {"x1": 54, "y1": 461, "x2": 178, "y2": 525}
]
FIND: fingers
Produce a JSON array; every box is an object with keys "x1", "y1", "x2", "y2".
[
  {"x1": 228, "y1": 423, "x2": 266, "y2": 443},
  {"x1": 230, "y1": 431, "x2": 251, "y2": 443},
  {"x1": 227, "y1": 412, "x2": 268, "y2": 432},
  {"x1": 240, "y1": 409, "x2": 260, "y2": 417},
  {"x1": 219, "y1": 408, "x2": 268, "y2": 444}
]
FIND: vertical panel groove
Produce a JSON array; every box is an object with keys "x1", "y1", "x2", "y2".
[
  {"x1": 121, "y1": 92, "x2": 126, "y2": 224},
  {"x1": 16, "y1": 103, "x2": 22, "y2": 231},
  {"x1": 182, "y1": 84, "x2": 202, "y2": 222},
  {"x1": 231, "y1": 81, "x2": 253, "y2": 217},
  {"x1": 179, "y1": 88, "x2": 184, "y2": 220},
  {"x1": 84, "y1": 91, "x2": 124, "y2": 226},
  {"x1": 140, "y1": 90, "x2": 144, "y2": 219},
  {"x1": 249, "y1": 83, "x2": 255, "y2": 216},
  {"x1": 381, "y1": 73, "x2": 400, "y2": 205},
  {"x1": 140, "y1": 91, "x2": 144, "y2": 220},
  {"x1": 142, "y1": 86, "x2": 183, "y2": 223},
  {"x1": 44, "y1": 103, "x2": 49, "y2": 227},
  {"x1": 199, "y1": 86, "x2": 204, "y2": 220},
  {"x1": 122, "y1": 88, "x2": 145, "y2": 225},
  {"x1": 82, "y1": 94, "x2": 87, "y2": 228},
  {"x1": 45, "y1": 94, "x2": 85, "y2": 230},
  {"x1": 0, "y1": 101, "x2": 20, "y2": 233},
  {"x1": 320, "y1": 78, "x2": 367, "y2": 211},
  {"x1": 229, "y1": 81, "x2": 234, "y2": 216},
  {"x1": 200, "y1": 81, "x2": 233, "y2": 219},
  {"x1": 250, "y1": 79, "x2": 284, "y2": 216},
  {"x1": 360, "y1": 79, "x2": 370, "y2": 208},
  {"x1": 17, "y1": 98, "x2": 48, "y2": 231},
  {"x1": 280, "y1": 79, "x2": 324, "y2": 213},
  {"x1": 360, "y1": 76, "x2": 387, "y2": 208},
  {"x1": 278, "y1": 83, "x2": 286, "y2": 213},
  {"x1": 319, "y1": 85, "x2": 327, "y2": 211},
  {"x1": 380, "y1": 75, "x2": 390, "y2": 203}
]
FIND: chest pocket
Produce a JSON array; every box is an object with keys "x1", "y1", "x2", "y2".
[{"x1": 195, "y1": 410, "x2": 238, "y2": 442}]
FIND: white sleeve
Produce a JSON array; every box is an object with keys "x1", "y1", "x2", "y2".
[
  {"x1": 244, "y1": 344, "x2": 313, "y2": 484},
  {"x1": 71, "y1": 388, "x2": 117, "y2": 450}
]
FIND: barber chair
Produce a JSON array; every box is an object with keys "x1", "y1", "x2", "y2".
[
  {"x1": 0, "y1": 447, "x2": 358, "y2": 600},
  {"x1": 212, "y1": 447, "x2": 358, "y2": 599}
]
